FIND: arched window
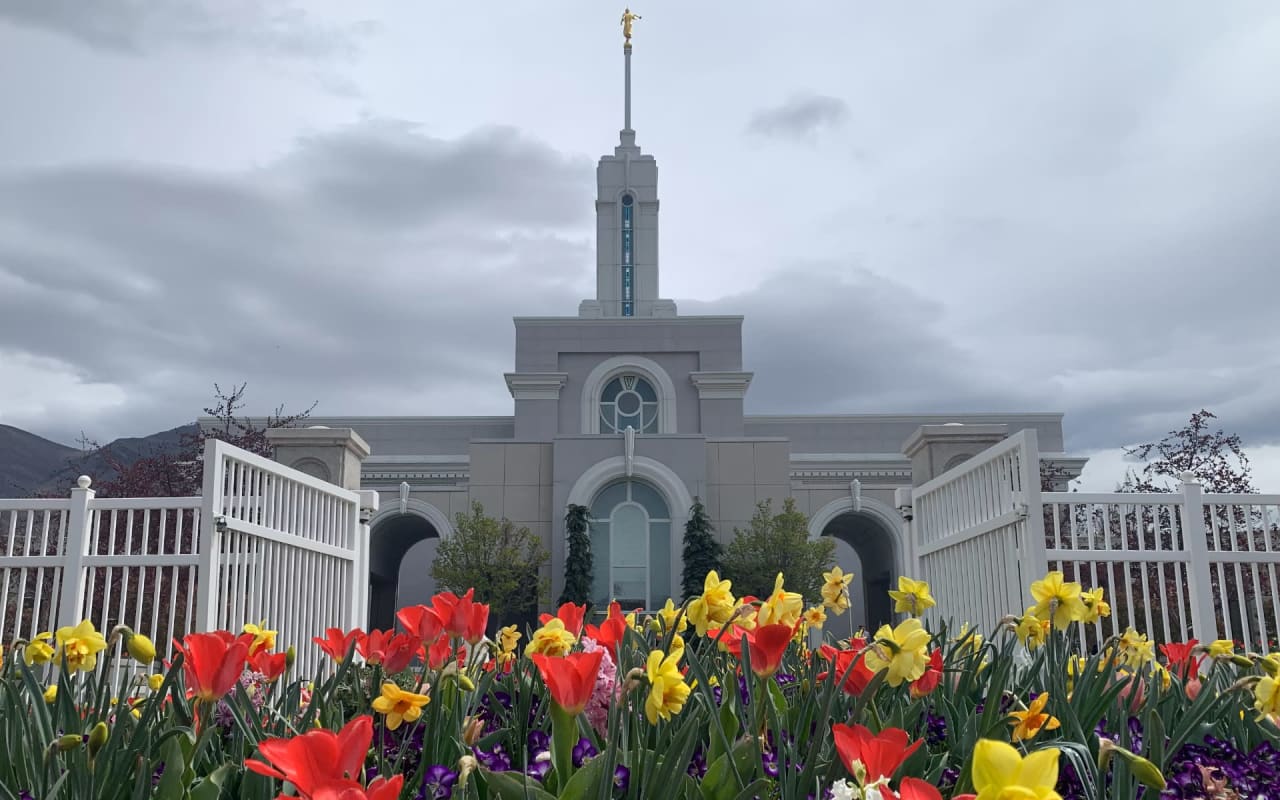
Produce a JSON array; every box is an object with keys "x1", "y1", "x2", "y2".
[
  {"x1": 589, "y1": 479, "x2": 670, "y2": 610},
  {"x1": 620, "y1": 193, "x2": 634, "y2": 317},
  {"x1": 599, "y1": 374, "x2": 658, "y2": 434}
]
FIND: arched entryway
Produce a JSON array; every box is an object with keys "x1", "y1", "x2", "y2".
[
  {"x1": 367, "y1": 501, "x2": 451, "y2": 630},
  {"x1": 810, "y1": 497, "x2": 905, "y2": 640}
]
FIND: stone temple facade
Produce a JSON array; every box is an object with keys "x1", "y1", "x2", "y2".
[{"x1": 254, "y1": 44, "x2": 1087, "y2": 636}]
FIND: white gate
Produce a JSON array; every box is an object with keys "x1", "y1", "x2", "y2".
[
  {"x1": 909, "y1": 429, "x2": 1048, "y2": 631},
  {"x1": 0, "y1": 439, "x2": 374, "y2": 685}
]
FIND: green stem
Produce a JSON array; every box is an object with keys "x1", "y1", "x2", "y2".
[{"x1": 550, "y1": 703, "x2": 577, "y2": 788}]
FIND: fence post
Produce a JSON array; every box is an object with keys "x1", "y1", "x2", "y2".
[
  {"x1": 195, "y1": 440, "x2": 225, "y2": 631},
  {"x1": 356, "y1": 490, "x2": 380, "y2": 630},
  {"x1": 1016, "y1": 429, "x2": 1049, "y2": 580},
  {"x1": 57, "y1": 476, "x2": 95, "y2": 630},
  {"x1": 1180, "y1": 473, "x2": 1217, "y2": 640}
]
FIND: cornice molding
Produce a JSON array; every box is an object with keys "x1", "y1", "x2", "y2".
[
  {"x1": 504, "y1": 372, "x2": 569, "y2": 400},
  {"x1": 689, "y1": 371, "x2": 753, "y2": 400}
]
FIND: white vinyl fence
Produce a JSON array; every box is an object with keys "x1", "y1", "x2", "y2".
[
  {"x1": 909, "y1": 429, "x2": 1280, "y2": 650},
  {"x1": 909, "y1": 429, "x2": 1047, "y2": 633},
  {"x1": 0, "y1": 439, "x2": 377, "y2": 685}
]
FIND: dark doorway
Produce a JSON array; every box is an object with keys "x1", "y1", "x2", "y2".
[
  {"x1": 820, "y1": 511, "x2": 898, "y2": 638},
  {"x1": 368, "y1": 514, "x2": 440, "y2": 631}
]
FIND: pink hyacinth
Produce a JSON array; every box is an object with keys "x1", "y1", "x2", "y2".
[{"x1": 580, "y1": 637, "x2": 620, "y2": 735}]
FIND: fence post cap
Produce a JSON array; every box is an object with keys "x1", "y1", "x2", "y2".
[
  {"x1": 76, "y1": 475, "x2": 91, "y2": 489},
  {"x1": 1178, "y1": 471, "x2": 1197, "y2": 485}
]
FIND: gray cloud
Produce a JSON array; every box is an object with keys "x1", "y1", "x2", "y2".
[
  {"x1": 0, "y1": 0, "x2": 370, "y2": 57},
  {"x1": 0, "y1": 121, "x2": 594, "y2": 445},
  {"x1": 746, "y1": 94, "x2": 848, "y2": 140}
]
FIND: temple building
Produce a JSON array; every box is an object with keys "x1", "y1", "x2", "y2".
[{"x1": 258, "y1": 32, "x2": 1086, "y2": 636}]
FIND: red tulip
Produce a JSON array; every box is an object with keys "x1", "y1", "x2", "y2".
[
  {"x1": 313, "y1": 627, "x2": 362, "y2": 664},
  {"x1": 818, "y1": 643, "x2": 876, "y2": 697},
  {"x1": 356, "y1": 629, "x2": 420, "y2": 675},
  {"x1": 832, "y1": 723, "x2": 922, "y2": 784},
  {"x1": 540, "y1": 602, "x2": 587, "y2": 639},
  {"x1": 249, "y1": 648, "x2": 287, "y2": 682},
  {"x1": 531, "y1": 650, "x2": 604, "y2": 716},
  {"x1": 1159, "y1": 639, "x2": 1200, "y2": 681},
  {"x1": 888, "y1": 777, "x2": 944, "y2": 800},
  {"x1": 247, "y1": 715, "x2": 400, "y2": 799},
  {"x1": 745, "y1": 623, "x2": 794, "y2": 678},
  {"x1": 173, "y1": 632, "x2": 249, "y2": 703},
  {"x1": 432, "y1": 589, "x2": 490, "y2": 644},
  {"x1": 396, "y1": 604, "x2": 444, "y2": 646},
  {"x1": 909, "y1": 650, "x2": 944, "y2": 699},
  {"x1": 584, "y1": 602, "x2": 627, "y2": 658}
]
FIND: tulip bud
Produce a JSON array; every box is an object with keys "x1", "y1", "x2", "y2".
[
  {"x1": 1096, "y1": 737, "x2": 1116, "y2": 773},
  {"x1": 458, "y1": 754, "x2": 478, "y2": 782},
  {"x1": 462, "y1": 716, "x2": 484, "y2": 746},
  {"x1": 56, "y1": 734, "x2": 83, "y2": 752},
  {"x1": 458, "y1": 673, "x2": 476, "y2": 692},
  {"x1": 126, "y1": 633, "x2": 156, "y2": 665},
  {"x1": 87, "y1": 721, "x2": 109, "y2": 760},
  {"x1": 1114, "y1": 747, "x2": 1166, "y2": 791},
  {"x1": 285, "y1": 645, "x2": 296, "y2": 669},
  {"x1": 148, "y1": 674, "x2": 165, "y2": 692},
  {"x1": 1185, "y1": 676, "x2": 1202, "y2": 701},
  {"x1": 1230, "y1": 655, "x2": 1256, "y2": 669}
]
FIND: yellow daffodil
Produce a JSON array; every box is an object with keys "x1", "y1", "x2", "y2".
[
  {"x1": 371, "y1": 682, "x2": 430, "y2": 731},
  {"x1": 43, "y1": 684, "x2": 57, "y2": 704},
  {"x1": 644, "y1": 649, "x2": 691, "y2": 724},
  {"x1": 1255, "y1": 675, "x2": 1280, "y2": 719},
  {"x1": 25, "y1": 632, "x2": 55, "y2": 665},
  {"x1": 668, "y1": 633, "x2": 686, "y2": 662},
  {"x1": 525, "y1": 618, "x2": 576, "y2": 658},
  {"x1": 1080, "y1": 587, "x2": 1110, "y2": 624},
  {"x1": 1029, "y1": 571, "x2": 1086, "y2": 631},
  {"x1": 1117, "y1": 628, "x2": 1155, "y2": 669},
  {"x1": 888, "y1": 576, "x2": 936, "y2": 617},
  {"x1": 953, "y1": 624, "x2": 983, "y2": 655},
  {"x1": 1208, "y1": 639, "x2": 1235, "y2": 658},
  {"x1": 242, "y1": 621, "x2": 277, "y2": 653},
  {"x1": 498, "y1": 624, "x2": 521, "y2": 654},
  {"x1": 1010, "y1": 693, "x2": 1061, "y2": 741},
  {"x1": 863, "y1": 617, "x2": 932, "y2": 686},
  {"x1": 757, "y1": 573, "x2": 804, "y2": 628},
  {"x1": 148, "y1": 674, "x2": 165, "y2": 692},
  {"x1": 657, "y1": 598, "x2": 688, "y2": 634},
  {"x1": 686, "y1": 571, "x2": 736, "y2": 635},
  {"x1": 803, "y1": 605, "x2": 827, "y2": 629},
  {"x1": 821, "y1": 566, "x2": 853, "y2": 613},
  {"x1": 1017, "y1": 609, "x2": 1049, "y2": 650},
  {"x1": 971, "y1": 739, "x2": 1062, "y2": 800},
  {"x1": 54, "y1": 620, "x2": 108, "y2": 673}
]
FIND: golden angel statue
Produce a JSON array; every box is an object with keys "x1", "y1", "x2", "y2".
[{"x1": 621, "y1": 8, "x2": 641, "y2": 44}]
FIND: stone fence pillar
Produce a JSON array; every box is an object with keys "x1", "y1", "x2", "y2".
[{"x1": 265, "y1": 426, "x2": 371, "y2": 490}]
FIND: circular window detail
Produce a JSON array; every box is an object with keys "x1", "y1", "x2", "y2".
[
  {"x1": 599, "y1": 374, "x2": 658, "y2": 434},
  {"x1": 621, "y1": 193, "x2": 634, "y2": 206}
]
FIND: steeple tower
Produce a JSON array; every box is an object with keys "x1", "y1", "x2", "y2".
[{"x1": 579, "y1": 12, "x2": 677, "y2": 319}]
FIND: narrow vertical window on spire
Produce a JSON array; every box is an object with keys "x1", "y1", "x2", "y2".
[{"x1": 621, "y1": 194, "x2": 634, "y2": 316}]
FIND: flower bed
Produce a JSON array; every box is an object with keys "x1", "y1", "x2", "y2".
[{"x1": 3, "y1": 570, "x2": 1278, "y2": 800}]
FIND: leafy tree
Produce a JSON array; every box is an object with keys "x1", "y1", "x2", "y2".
[
  {"x1": 721, "y1": 498, "x2": 835, "y2": 603},
  {"x1": 680, "y1": 498, "x2": 721, "y2": 601},
  {"x1": 1120, "y1": 409, "x2": 1255, "y2": 493},
  {"x1": 558, "y1": 504, "x2": 593, "y2": 607},
  {"x1": 432, "y1": 502, "x2": 549, "y2": 631}
]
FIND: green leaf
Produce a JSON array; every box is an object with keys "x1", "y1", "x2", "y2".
[
  {"x1": 152, "y1": 736, "x2": 188, "y2": 800},
  {"x1": 700, "y1": 739, "x2": 758, "y2": 800},
  {"x1": 480, "y1": 768, "x2": 558, "y2": 800},
  {"x1": 189, "y1": 763, "x2": 236, "y2": 800},
  {"x1": 558, "y1": 755, "x2": 607, "y2": 800}
]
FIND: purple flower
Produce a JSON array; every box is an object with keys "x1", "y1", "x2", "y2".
[
  {"x1": 1126, "y1": 716, "x2": 1144, "y2": 754},
  {"x1": 419, "y1": 764, "x2": 458, "y2": 800},
  {"x1": 761, "y1": 749, "x2": 779, "y2": 779},
  {"x1": 526, "y1": 759, "x2": 552, "y2": 782},
  {"x1": 613, "y1": 764, "x2": 631, "y2": 792},
  {"x1": 924, "y1": 710, "x2": 948, "y2": 746},
  {"x1": 1161, "y1": 737, "x2": 1280, "y2": 799},
  {"x1": 474, "y1": 743, "x2": 513, "y2": 772},
  {"x1": 687, "y1": 747, "x2": 708, "y2": 779},
  {"x1": 573, "y1": 737, "x2": 599, "y2": 768}
]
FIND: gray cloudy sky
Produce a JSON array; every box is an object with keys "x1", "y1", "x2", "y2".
[{"x1": 1, "y1": 1, "x2": 1278, "y2": 489}]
